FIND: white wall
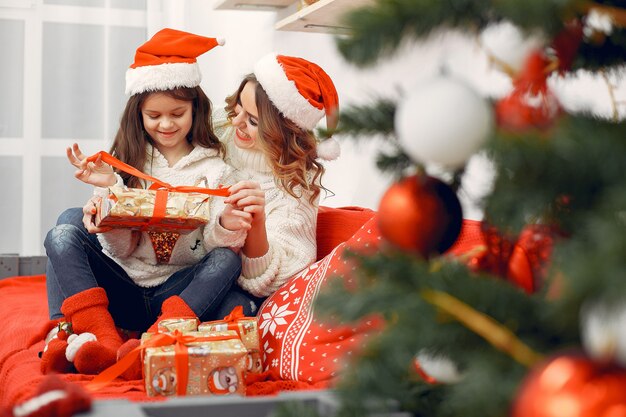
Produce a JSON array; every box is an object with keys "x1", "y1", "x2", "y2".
[{"x1": 182, "y1": 0, "x2": 503, "y2": 218}]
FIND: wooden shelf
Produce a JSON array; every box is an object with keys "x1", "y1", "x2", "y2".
[
  {"x1": 214, "y1": 0, "x2": 294, "y2": 11},
  {"x1": 275, "y1": 0, "x2": 370, "y2": 33}
]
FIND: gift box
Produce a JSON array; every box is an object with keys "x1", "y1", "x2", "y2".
[
  {"x1": 96, "y1": 185, "x2": 211, "y2": 233},
  {"x1": 143, "y1": 330, "x2": 247, "y2": 397},
  {"x1": 157, "y1": 317, "x2": 200, "y2": 333},
  {"x1": 198, "y1": 306, "x2": 263, "y2": 374},
  {"x1": 85, "y1": 151, "x2": 229, "y2": 233}
]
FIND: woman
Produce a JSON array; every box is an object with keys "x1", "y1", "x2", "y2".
[{"x1": 211, "y1": 53, "x2": 340, "y2": 316}]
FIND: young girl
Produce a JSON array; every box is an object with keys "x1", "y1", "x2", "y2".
[
  {"x1": 211, "y1": 53, "x2": 340, "y2": 317},
  {"x1": 41, "y1": 29, "x2": 251, "y2": 376}
]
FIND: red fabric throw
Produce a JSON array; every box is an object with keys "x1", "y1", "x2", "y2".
[{"x1": 0, "y1": 275, "x2": 154, "y2": 409}]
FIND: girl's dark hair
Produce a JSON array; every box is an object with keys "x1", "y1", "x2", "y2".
[
  {"x1": 110, "y1": 86, "x2": 223, "y2": 188},
  {"x1": 225, "y1": 74, "x2": 325, "y2": 204}
]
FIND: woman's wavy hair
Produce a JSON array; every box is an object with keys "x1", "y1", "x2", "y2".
[
  {"x1": 225, "y1": 74, "x2": 326, "y2": 204},
  {"x1": 109, "y1": 86, "x2": 223, "y2": 188}
]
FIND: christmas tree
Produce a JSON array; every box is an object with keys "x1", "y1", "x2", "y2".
[{"x1": 301, "y1": 1, "x2": 626, "y2": 416}]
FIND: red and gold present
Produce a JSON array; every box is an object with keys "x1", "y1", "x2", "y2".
[
  {"x1": 144, "y1": 330, "x2": 247, "y2": 397},
  {"x1": 157, "y1": 317, "x2": 200, "y2": 333},
  {"x1": 198, "y1": 306, "x2": 262, "y2": 374},
  {"x1": 96, "y1": 185, "x2": 211, "y2": 233}
]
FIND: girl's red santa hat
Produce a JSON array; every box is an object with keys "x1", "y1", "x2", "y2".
[
  {"x1": 254, "y1": 53, "x2": 341, "y2": 160},
  {"x1": 126, "y1": 28, "x2": 224, "y2": 96}
]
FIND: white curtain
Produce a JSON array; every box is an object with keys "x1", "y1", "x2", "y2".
[{"x1": 0, "y1": 0, "x2": 186, "y2": 255}]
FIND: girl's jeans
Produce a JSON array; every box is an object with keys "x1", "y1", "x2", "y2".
[{"x1": 44, "y1": 207, "x2": 248, "y2": 331}]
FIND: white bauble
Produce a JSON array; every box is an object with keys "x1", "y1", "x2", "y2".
[
  {"x1": 480, "y1": 21, "x2": 545, "y2": 75},
  {"x1": 581, "y1": 301, "x2": 626, "y2": 366},
  {"x1": 395, "y1": 77, "x2": 493, "y2": 169},
  {"x1": 415, "y1": 351, "x2": 463, "y2": 384}
]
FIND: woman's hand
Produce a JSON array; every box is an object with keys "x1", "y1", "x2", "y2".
[
  {"x1": 67, "y1": 143, "x2": 116, "y2": 187},
  {"x1": 82, "y1": 197, "x2": 112, "y2": 234},
  {"x1": 224, "y1": 181, "x2": 269, "y2": 258},
  {"x1": 224, "y1": 181, "x2": 266, "y2": 225}
]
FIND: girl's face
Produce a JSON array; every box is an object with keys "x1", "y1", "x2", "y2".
[
  {"x1": 141, "y1": 92, "x2": 193, "y2": 152},
  {"x1": 231, "y1": 82, "x2": 260, "y2": 151}
]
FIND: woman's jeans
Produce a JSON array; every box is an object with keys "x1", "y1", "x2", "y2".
[{"x1": 44, "y1": 207, "x2": 246, "y2": 331}]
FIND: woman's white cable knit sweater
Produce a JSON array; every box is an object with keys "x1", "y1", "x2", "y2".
[
  {"x1": 96, "y1": 144, "x2": 247, "y2": 288},
  {"x1": 213, "y1": 109, "x2": 319, "y2": 297}
]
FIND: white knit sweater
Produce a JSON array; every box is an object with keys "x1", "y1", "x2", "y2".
[
  {"x1": 96, "y1": 144, "x2": 247, "y2": 287},
  {"x1": 213, "y1": 109, "x2": 318, "y2": 297}
]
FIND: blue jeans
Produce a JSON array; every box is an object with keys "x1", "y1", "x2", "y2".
[{"x1": 44, "y1": 208, "x2": 243, "y2": 331}]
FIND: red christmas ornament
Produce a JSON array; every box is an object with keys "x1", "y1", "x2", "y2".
[
  {"x1": 512, "y1": 354, "x2": 626, "y2": 417},
  {"x1": 496, "y1": 50, "x2": 561, "y2": 131},
  {"x1": 377, "y1": 174, "x2": 463, "y2": 257},
  {"x1": 469, "y1": 223, "x2": 556, "y2": 293}
]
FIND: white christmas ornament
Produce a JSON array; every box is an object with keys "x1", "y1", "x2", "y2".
[
  {"x1": 480, "y1": 21, "x2": 545, "y2": 75},
  {"x1": 581, "y1": 301, "x2": 626, "y2": 366},
  {"x1": 416, "y1": 351, "x2": 463, "y2": 384},
  {"x1": 395, "y1": 76, "x2": 493, "y2": 169}
]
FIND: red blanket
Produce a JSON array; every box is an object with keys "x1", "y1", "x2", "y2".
[
  {"x1": 0, "y1": 275, "x2": 158, "y2": 407},
  {"x1": 0, "y1": 275, "x2": 331, "y2": 409}
]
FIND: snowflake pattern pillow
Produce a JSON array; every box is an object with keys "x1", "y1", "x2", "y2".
[{"x1": 257, "y1": 215, "x2": 382, "y2": 385}]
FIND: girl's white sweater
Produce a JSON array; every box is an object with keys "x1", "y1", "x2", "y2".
[{"x1": 96, "y1": 144, "x2": 246, "y2": 287}]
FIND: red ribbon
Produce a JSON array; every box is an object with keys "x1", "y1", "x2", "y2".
[
  {"x1": 86, "y1": 330, "x2": 237, "y2": 394},
  {"x1": 203, "y1": 306, "x2": 250, "y2": 335},
  {"x1": 87, "y1": 151, "x2": 230, "y2": 231},
  {"x1": 86, "y1": 151, "x2": 230, "y2": 197}
]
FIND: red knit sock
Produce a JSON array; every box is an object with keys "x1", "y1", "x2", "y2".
[
  {"x1": 39, "y1": 320, "x2": 73, "y2": 375},
  {"x1": 40, "y1": 338, "x2": 73, "y2": 375},
  {"x1": 147, "y1": 295, "x2": 197, "y2": 333},
  {"x1": 60, "y1": 287, "x2": 123, "y2": 375}
]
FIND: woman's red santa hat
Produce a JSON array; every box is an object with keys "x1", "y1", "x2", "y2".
[
  {"x1": 254, "y1": 53, "x2": 341, "y2": 160},
  {"x1": 125, "y1": 28, "x2": 224, "y2": 96}
]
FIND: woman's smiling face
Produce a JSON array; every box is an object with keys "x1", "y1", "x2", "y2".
[{"x1": 231, "y1": 81, "x2": 260, "y2": 151}]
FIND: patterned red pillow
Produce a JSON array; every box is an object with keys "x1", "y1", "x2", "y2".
[{"x1": 257, "y1": 215, "x2": 382, "y2": 385}]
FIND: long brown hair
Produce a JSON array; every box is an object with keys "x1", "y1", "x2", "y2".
[
  {"x1": 225, "y1": 75, "x2": 325, "y2": 203},
  {"x1": 110, "y1": 86, "x2": 223, "y2": 188}
]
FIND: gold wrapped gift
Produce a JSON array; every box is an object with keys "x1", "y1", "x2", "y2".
[
  {"x1": 157, "y1": 317, "x2": 200, "y2": 333},
  {"x1": 96, "y1": 186, "x2": 211, "y2": 233},
  {"x1": 198, "y1": 306, "x2": 262, "y2": 374},
  {"x1": 144, "y1": 330, "x2": 247, "y2": 397}
]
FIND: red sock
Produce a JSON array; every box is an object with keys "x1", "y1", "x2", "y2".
[
  {"x1": 60, "y1": 288, "x2": 123, "y2": 375},
  {"x1": 39, "y1": 320, "x2": 73, "y2": 375},
  {"x1": 147, "y1": 295, "x2": 196, "y2": 333}
]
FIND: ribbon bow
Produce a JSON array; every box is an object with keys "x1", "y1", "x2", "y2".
[
  {"x1": 86, "y1": 330, "x2": 237, "y2": 394},
  {"x1": 222, "y1": 305, "x2": 245, "y2": 323}
]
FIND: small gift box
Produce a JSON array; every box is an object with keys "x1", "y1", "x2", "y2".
[
  {"x1": 143, "y1": 330, "x2": 247, "y2": 397},
  {"x1": 96, "y1": 186, "x2": 212, "y2": 233},
  {"x1": 198, "y1": 306, "x2": 263, "y2": 374},
  {"x1": 157, "y1": 317, "x2": 200, "y2": 333},
  {"x1": 85, "y1": 151, "x2": 229, "y2": 233}
]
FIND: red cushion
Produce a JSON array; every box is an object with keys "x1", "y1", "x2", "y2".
[
  {"x1": 316, "y1": 206, "x2": 375, "y2": 261},
  {"x1": 258, "y1": 214, "x2": 382, "y2": 386}
]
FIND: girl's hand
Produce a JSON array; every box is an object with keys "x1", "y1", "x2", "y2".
[
  {"x1": 224, "y1": 181, "x2": 266, "y2": 224},
  {"x1": 82, "y1": 197, "x2": 112, "y2": 234},
  {"x1": 67, "y1": 143, "x2": 116, "y2": 187}
]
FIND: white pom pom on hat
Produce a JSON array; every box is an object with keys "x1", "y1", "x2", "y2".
[{"x1": 125, "y1": 28, "x2": 225, "y2": 96}]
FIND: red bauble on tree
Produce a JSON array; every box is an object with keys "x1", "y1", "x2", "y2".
[
  {"x1": 377, "y1": 174, "x2": 463, "y2": 258},
  {"x1": 512, "y1": 354, "x2": 626, "y2": 417}
]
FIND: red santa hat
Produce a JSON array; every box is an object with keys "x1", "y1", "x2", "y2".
[
  {"x1": 253, "y1": 53, "x2": 339, "y2": 132},
  {"x1": 253, "y1": 53, "x2": 341, "y2": 160},
  {"x1": 126, "y1": 28, "x2": 224, "y2": 96}
]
